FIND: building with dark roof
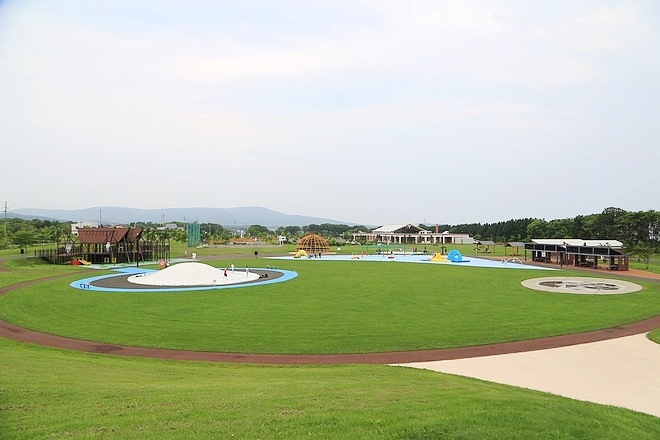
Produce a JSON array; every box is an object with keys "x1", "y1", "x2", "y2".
[
  {"x1": 524, "y1": 239, "x2": 628, "y2": 271},
  {"x1": 37, "y1": 227, "x2": 169, "y2": 265}
]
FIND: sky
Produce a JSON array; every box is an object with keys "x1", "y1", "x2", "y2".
[{"x1": 1, "y1": 0, "x2": 658, "y2": 226}]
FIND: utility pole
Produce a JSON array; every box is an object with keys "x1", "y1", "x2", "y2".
[{"x1": 3, "y1": 201, "x2": 7, "y2": 240}]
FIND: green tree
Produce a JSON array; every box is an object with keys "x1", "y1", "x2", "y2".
[
  {"x1": 14, "y1": 229, "x2": 37, "y2": 248},
  {"x1": 629, "y1": 242, "x2": 654, "y2": 269},
  {"x1": 568, "y1": 215, "x2": 585, "y2": 238},
  {"x1": 620, "y1": 210, "x2": 659, "y2": 247},
  {"x1": 247, "y1": 225, "x2": 271, "y2": 238},
  {"x1": 277, "y1": 226, "x2": 302, "y2": 238},
  {"x1": 170, "y1": 228, "x2": 187, "y2": 243},
  {"x1": 546, "y1": 219, "x2": 570, "y2": 238},
  {"x1": 526, "y1": 219, "x2": 547, "y2": 239},
  {"x1": 595, "y1": 207, "x2": 626, "y2": 238},
  {"x1": 581, "y1": 214, "x2": 600, "y2": 238}
]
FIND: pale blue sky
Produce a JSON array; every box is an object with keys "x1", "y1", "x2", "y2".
[{"x1": 1, "y1": 1, "x2": 658, "y2": 225}]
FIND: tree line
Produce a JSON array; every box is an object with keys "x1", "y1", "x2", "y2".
[
  {"x1": 0, "y1": 218, "x2": 370, "y2": 249},
  {"x1": 2, "y1": 207, "x2": 657, "y2": 251},
  {"x1": 444, "y1": 207, "x2": 658, "y2": 249}
]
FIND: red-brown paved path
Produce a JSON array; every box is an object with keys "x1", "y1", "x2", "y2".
[
  {"x1": 1, "y1": 269, "x2": 658, "y2": 365},
  {"x1": 616, "y1": 268, "x2": 660, "y2": 280}
]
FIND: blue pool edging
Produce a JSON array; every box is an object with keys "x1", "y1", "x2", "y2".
[{"x1": 70, "y1": 268, "x2": 298, "y2": 293}]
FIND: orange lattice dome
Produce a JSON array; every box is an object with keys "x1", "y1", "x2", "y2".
[{"x1": 296, "y1": 234, "x2": 330, "y2": 254}]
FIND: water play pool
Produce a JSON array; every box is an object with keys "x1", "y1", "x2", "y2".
[{"x1": 268, "y1": 253, "x2": 553, "y2": 270}]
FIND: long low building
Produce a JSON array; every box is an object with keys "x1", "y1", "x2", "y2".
[
  {"x1": 352, "y1": 224, "x2": 474, "y2": 245},
  {"x1": 524, "y1": 238, "x2": 629, "y2": 271}
]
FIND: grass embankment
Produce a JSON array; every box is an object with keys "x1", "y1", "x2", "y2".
[
  {"x1": 648, "y1": 329, "x2": 660, "y2": 343},
  {"x1": 1, "y1": 257, "x2": 658, "y2": 354},
  {"x1": 1, "y1": 338, "x2": 658, "y2": 439},
  {"x1": 0, "y1": 256, "x2": 80, "y2": 286}
]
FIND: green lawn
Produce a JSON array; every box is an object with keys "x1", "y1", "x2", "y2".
[
  {"x1": 630, "y1": 259, "x2": 660, "y2": 274},
  {"x1": 1, "y1": 252, "x2": 659, "y2": 438},
  {"x1": 1, "y1": 256, "x2": 658, "y2": 354},
  {"x1": 1, "y1": 338, "x2": 658, "y2": 439},
  {"x1": 0, "y1": 254, "x2": 80, "y2": 285}
]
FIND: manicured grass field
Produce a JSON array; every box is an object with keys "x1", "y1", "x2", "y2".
[
  {"x1": 1, "y1": 251, "x2": 659, "y2": 438},
  {"x1": 1, "y1": 337, "x2": 658, "y2": 439},
  {"x1": 0, "y1": 256, "x2": 658, "y2": 354}
]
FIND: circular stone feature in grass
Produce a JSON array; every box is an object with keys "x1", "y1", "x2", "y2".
[{"x1": 521, "y1": 277, "x2": 642, "y2": 295}]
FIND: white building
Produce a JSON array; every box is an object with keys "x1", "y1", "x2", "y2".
[
  {"x1": 352, "y1": 224, "x2": 474, "y2": 245},
  {"x1": 71, "y1": 221, "x2": 99, "y2": 235}
]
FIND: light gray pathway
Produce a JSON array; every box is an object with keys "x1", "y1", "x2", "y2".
[{"x1": 393, "y1": 333, "x2": 660, "y2": 417}]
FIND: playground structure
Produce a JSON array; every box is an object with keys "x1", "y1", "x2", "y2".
[
  {"x1": 35, "y1": 227, "x2": 170, "y2": 265},
  {"x1": 431, "y1": 249, "x2": 468, "y2": 263},
  {"x1": 127, "y1": 262, "x2": 260, "y2": 287},
  {"x1": 295, "y1": 234, "x2": 330, "y2": 255},
  {"x1": 70, "y1": 262, "x2": 298, "y2": 292},
  {"x1": 360, "y1": 243, "x2": 436, "y2": 257},
  {"x1": 502, "y1": 257, "x2": 523, "y2": 267},
  {"x1": 186, "y1": 222, "x2": 201, "y2": 247}
]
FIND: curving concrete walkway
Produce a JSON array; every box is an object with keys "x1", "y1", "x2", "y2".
[{"x1": 393, "y1": 333, "x2": 660, "y2": 417}]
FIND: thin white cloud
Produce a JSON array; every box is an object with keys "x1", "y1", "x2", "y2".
[
  {"x1": 154, "y1": 1, "x2": 649, "y2": 87},
  {"x1": 1, "y1": 1, "x2": 658, "y2": 223}
]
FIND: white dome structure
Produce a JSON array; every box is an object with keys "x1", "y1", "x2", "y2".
[{"x1": 127, "y1": 262, "x2": 259, "y2": 286}]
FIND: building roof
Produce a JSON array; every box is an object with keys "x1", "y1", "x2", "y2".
[
  {"x1": 77, "y1": 227, "x2": 142, "y2": 244},
  {"x1": 531, "y1": 238, "x2": 623, "y2": 248},
  {"x1": 505, "y1": 242, "x2": 526, "y2": 247},
  {"x1": 372, "y1": 224, "x2": 424, "y2": 234},
  {"x1": 581, "y1": 239, "x2": 624, "y2": 247},
  {"x1": 477, "y1": 240, "x2": 496, "y2": 246}
]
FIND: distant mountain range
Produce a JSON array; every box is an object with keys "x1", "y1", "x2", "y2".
[{"x1": 8, "y1": 206, "x2": 359, "y2": 228}]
